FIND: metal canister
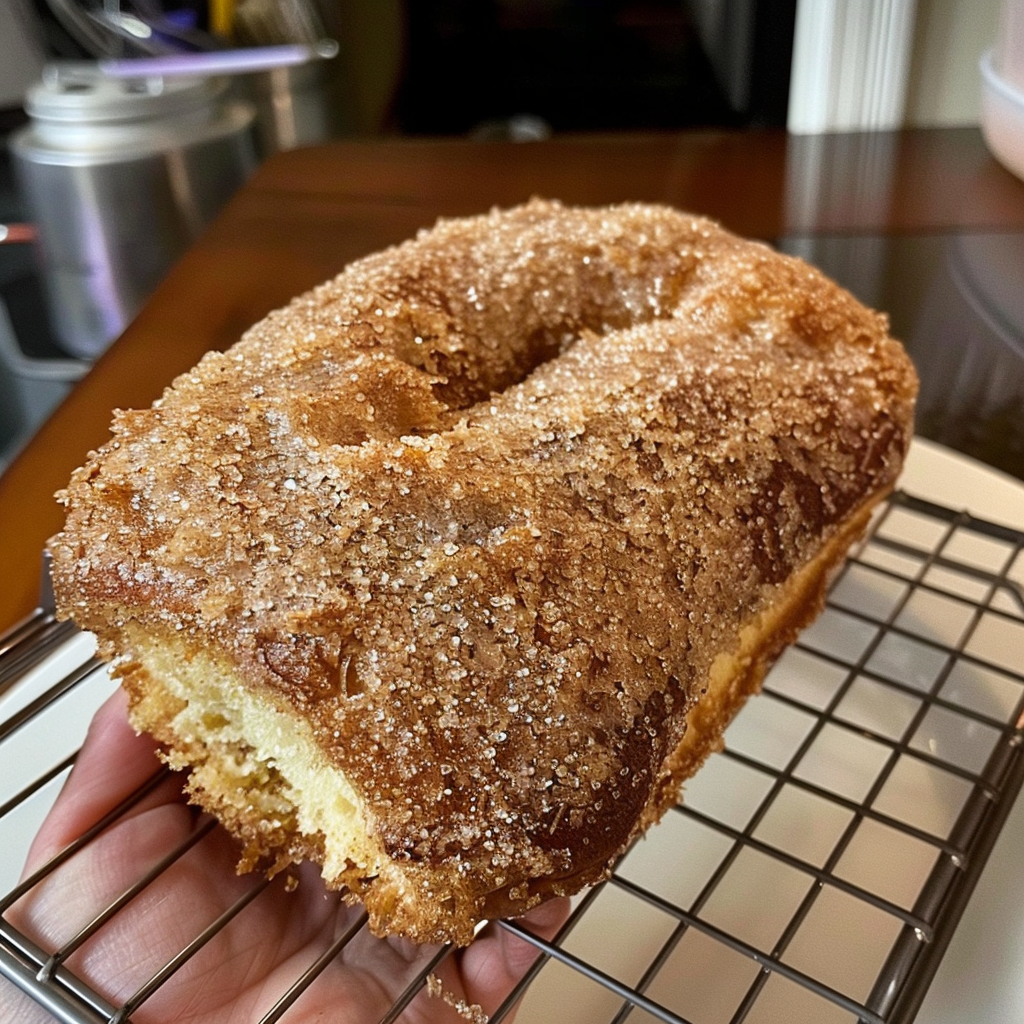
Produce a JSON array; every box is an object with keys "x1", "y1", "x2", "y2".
[{"x1": 10, "y1": 66, "x2": 258, "y2": 359}]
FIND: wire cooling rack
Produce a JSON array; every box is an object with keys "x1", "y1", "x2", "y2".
[{"x1": 2, "y1": 490, "x2": 1024, "y2": 1024}]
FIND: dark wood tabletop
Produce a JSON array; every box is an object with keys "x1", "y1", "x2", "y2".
[{"x1": 2, "y1": 126, "x2": 1024, "y2": 631}]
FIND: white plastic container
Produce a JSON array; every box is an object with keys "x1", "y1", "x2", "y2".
[
  {"x1": 981, "y1": 49, "x2": 1024, "y2": 181},
  {"x1": 996, "y1": 0, "x2": 1024, "y2": 92},
  {"x1": 981, "y1": 0, "x2": 1024, "y2": 181}
]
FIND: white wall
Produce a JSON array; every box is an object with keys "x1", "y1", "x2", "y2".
[
  {"x1": 787, "y1": 0, "x2": 1006, "y2": 132},
  {"x1": 905, "y1": 0, "x2": 1004, "y2": 127}
]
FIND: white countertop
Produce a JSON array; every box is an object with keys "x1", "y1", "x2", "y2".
[{"x1": 898, "y1": 438, "x2": 1024, "y2": 1024}]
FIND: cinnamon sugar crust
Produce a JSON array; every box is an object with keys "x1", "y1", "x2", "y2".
[{"x1": 49, "y1": 200, "x2": 918, "y2": 945}]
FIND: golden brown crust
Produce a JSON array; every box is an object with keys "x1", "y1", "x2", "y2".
[{"x1": 49, "y1": 200, "x2": 918, "y2": 945}]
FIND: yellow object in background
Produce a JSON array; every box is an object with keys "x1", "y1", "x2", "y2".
[{"x1": 209, "y1": 0, "x2": 236, "y2": 37}]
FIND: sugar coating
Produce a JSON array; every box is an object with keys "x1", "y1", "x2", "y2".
[{"x1": 49, "y1": 200, "x2": 918, "y2": 943}]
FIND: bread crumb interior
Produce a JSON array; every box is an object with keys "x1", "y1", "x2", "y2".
[{"x1": 125, "y1": 633, "x2": 381, "y2": 881}]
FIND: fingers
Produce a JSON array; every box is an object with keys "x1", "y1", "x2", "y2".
[
  {"x1": 22, "y1": 687, "x2": 170, "y2": 874},
  {"x1": 441, "y1": 897, "x2": 571, "y2": 1021},
  {"x1": 0, "y1": 976, "x2": 54, "y2": 1024},
  {"x1": 13, "y1": 686, "x2": 575, "y2": 1024},
  {"x1": 493, "y1": 896, "x2": 570, "y2": 979}
]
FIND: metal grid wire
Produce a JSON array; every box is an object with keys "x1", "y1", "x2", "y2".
[{"x1": 2, "y1": 490, "x2": 1024, "y2": 1024}]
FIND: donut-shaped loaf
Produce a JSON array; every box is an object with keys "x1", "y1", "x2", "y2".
[{"x1": 51, "y1": 200, "x2": 918, "y2": 945}]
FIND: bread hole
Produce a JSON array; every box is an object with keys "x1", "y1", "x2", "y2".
[
  {"x1": 339, "y1": 650, "x2": 366, "y2": 697},
  {"x1": 418, "y1": 325, "x2": 567, "y2": 416},
  {"x1": 533, "y1": 619, "x2": 552, "y2": 646},
  {"x1": 202, "y1": 711, "x2": 230, "y2": 731},
  {"x1": 395, "y1": 264, "x2": 695, "y2": 419}
]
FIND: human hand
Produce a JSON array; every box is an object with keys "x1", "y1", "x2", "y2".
[{"x1": 2, "y1": 689, "x2": 569, "y2": 1023}]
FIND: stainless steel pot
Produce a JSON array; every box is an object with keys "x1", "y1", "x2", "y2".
[{"x1": 10, "y1": 66, "x2": 258, "y2": 359}]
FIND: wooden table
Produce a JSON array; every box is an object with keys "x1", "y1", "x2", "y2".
[{"x1": 2, "y1": 126, "x2": 1024, "y2": 631}]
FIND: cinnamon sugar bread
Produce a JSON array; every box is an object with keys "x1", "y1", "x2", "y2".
[{"x1": 50, "y1": 200, "x2": 918, "y2": 945}]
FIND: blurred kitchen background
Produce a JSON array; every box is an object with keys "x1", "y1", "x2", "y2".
[{"x1": 0, "y1": 0, "x2": 1019, "y2": 474}]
